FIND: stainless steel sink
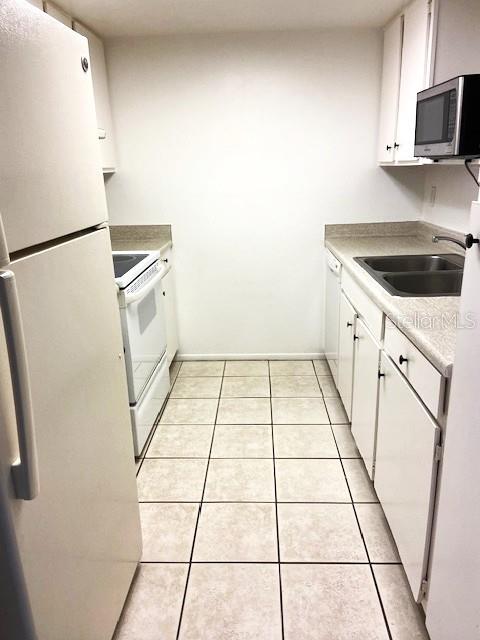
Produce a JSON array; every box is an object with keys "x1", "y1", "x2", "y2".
[
  {"x1": 359, "y1": 254, "x2": 464, "y2": 273},
  {"x1": 383, "y1": 271, "x2": 463, "y2": 296},
  {"x1": 354, "y1": 254, "x2": 464, "y2": 297}
]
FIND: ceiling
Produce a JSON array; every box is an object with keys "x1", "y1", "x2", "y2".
[{"x1": 54, "y1": 0, "x2": 406, "y2": 38}]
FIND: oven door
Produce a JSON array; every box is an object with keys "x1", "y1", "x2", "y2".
[
  {"x1": 414, "y1": 77, "x2": 461, "y2": 158},
  {"x1": 120, "y1": 268, "x2": 168, "y2": 404}
]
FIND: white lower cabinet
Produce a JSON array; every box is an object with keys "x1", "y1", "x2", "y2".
[
  {"x1": 160, "y1": 249, "x2": 179, "y2": 365},
  {"x1": 351, "y1": 319, "x2": 380, "y2": 480},
  {"x1": 337, "y1": 292, "x2": 357, "y2": 420},
  {"x1": 375, "y1": 353, "x2": 440, "y2": 601}
]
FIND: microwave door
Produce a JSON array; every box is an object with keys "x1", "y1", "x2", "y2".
[{"x1": 415, "y1": 77, "x2": 461, "y2": 158}]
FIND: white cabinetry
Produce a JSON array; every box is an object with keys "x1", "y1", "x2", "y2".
[
  {"x1": 337, "y1": 292, "x2": 356, "y2": 421},
  {"x1": 377, "y1": 16, "x2": 403, "y2": 163},
  {"x1": 73, "y1": 22, "x2": 117, "y2": 172},
  {"x1": 395, "y1": 0, "x2": 433, "y2": 162},
  {"x1": 160, "y1": 248, "x2": 179, "y2": 365},
  {"x1": 377, "y1": 0, "x2": 434, "y2": 165},
  {"x1": 351, "y1": 319, "x2": 380, "y2": 479},
  {"x1": 375, "y1": 353, "x2": 440, "y2": 601}
]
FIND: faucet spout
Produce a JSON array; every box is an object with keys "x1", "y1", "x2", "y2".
[{"x1": 432, "y1": 235, "x2": 467, "y2": 251}]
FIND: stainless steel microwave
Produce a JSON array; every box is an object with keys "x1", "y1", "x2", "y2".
[{"x1": 414, "y1": 75, "x2": 480, "y2": 159}]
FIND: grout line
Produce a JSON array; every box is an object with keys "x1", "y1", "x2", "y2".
[
  {"x1": 269, "y1": 360, "x2": 285, "y2": 640},
  {"x1": 329, "y1": 420, "x2": 393, "y2": 640},
  {"x1": 175, "y1": 361, "x2": 225, "y2": 639}
]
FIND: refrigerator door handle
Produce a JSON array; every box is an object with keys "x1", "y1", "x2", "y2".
[{"x1": 0, "y1": 270, "x2": 39, "y2": 500}]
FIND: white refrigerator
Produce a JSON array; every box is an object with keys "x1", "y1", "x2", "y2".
[
  {"x1": 0, "y1": 3, "x2": 142, "y2": 639},
  {"x1": 425, "y1": 200, "x2": 480, "y2": 639}
]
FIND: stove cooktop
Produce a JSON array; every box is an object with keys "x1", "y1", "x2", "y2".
[
  {"x1": 112, "y1": 253, "x2": 149, "y2": 278},
  {"x1": 112, "y1": 250, "x2": 160, "y2": 289}
]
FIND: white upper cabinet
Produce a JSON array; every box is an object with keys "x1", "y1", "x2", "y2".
[
  {"x1": 73, "y1": 21, "x2": 117, "y2": 172},
  {"x1": 377, "y1": 16, "x2": 403, "y2": 163},
  {"x1": 377, "y1": 0, "x2": 434, "y2": 165},
  {"x1": 395, "y1": 0, "x2": 433, "y2": 162},
  {"x1": 44, "y1": 1, "x2": 72, "y2": 28}
]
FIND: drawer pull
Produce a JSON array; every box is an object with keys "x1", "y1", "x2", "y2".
[
  {"x1": 399, "y1": 355, "x2": 408, "y2": 365},
  {"x1": 346, "y1": 321, "x2": 353, "y2": 327}
]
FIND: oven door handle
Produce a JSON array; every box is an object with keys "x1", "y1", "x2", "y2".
[{"x1": 123, "y1": 268, "x2": 166, "y2": 306}]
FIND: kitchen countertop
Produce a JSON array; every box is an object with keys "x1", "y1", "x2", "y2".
[
  {"x1": 325, "y1": 222, "x2": 466, "y2": 377},
  {"x1": 109, "y1": 224, "x2": 172, "y2": 254}
]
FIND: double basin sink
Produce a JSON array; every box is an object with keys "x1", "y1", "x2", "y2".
[{"x1": 354, "y1": 254, "x2": 464, "y2": 297}]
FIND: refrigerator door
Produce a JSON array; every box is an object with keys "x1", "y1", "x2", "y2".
[
  {"x1": 425, "y1": 201, "x2": 480, "y2": 639},
  {"x1": 0, "y1": 228, "x2": 141, "y2": 640},
  {"x1": 0, "y1": 1, "x2": 107, "y2": 254}
]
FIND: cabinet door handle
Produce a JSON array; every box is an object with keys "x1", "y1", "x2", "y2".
[
  {"x1": 386, "y1": 145, "x2": 392, "y2": 151},
  {"x1": 394, "y1": 143, "x2": 400, "y2": 149},
  {"x1": 399, "y1": 355, "x2": 408, "y2": 365},
  {"x1": 353, "y1": 335, "x2": 359, "y2": 341},
  {"x1": 378, "y1": 371, "x2": 385, "y2": 379},
  {"x1": 346, "y1": 321, "x2": 353, "y2": 327}
]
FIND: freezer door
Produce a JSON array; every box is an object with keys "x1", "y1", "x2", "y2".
[
  {"x1": 0, "y1": 1, "x2": 107, "y2": 254},
  {"x1": 1, "y1": 228, "x2": 141, "y2": 640}
]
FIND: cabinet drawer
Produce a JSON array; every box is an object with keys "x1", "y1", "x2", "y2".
[
  {"x1": 384, "y1": 318, "x2": 444, "y2": 418},
  {"x1": 341, "y1": 270, "x2": 384, "y2": 341}
]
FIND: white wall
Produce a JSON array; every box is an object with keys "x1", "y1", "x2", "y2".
[
  {"x1": 105, "y1": 29, "x2": 424, "y2": 358},
  {"x1": 421, "y1": 165, "x2": 479, "y2": 233}
]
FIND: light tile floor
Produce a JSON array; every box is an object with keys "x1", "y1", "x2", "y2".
[{"x1": 116, "y1": 360, "x2": 430, "y2": 640}]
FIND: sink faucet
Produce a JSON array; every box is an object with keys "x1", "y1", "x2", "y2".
[{"x1": 432, "y1": 235, "x2": 466, "y2": 250}]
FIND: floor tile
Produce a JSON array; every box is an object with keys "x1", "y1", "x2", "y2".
[
  {"x1": 178, "y1": 361, "x2": 224, "y2": 377},
  {"x1": 269, "y1": 360, "x2": 315, "y2": 375},
  {"x1": 373, "y1": 565, "x2": 429, "y2": 640},
  {"x1": 272, "y1": 398, "x2": 329, "y2": 424},
  {"x1": 179, "y1": 564, "x2": 282, "y2": 640},
  {"x1": 193, "y1": 503, "x2": 278, "y2": 561},
  {"x1": 170, "y1": 376, "x2": 222, "y2": 399},
  {"x1": 204, "y1": 459, "x2": 275, "y2": 501},
  {"x1": 115, "y1": 564, "x2": 188, "y2": 640},
  {"x1": 273, "y1": 424, "x2": 338, "y2": 458},
  {"x1": 216, "y1": 398, "x2": 271, "y2": 424},
  {"x1": 211, "y1": 424, "x2": 273, "y2": 458},
  {"x1": 137, "y1": 459, "x2": 208, "y2": 501},
  {"x1": 324, "y1": 397, "x2": 349, "y2": 423},
  {"x1": 275, "y1": 459, "x2": 350, "y2": 502},
  {"x1": 270, "y1": 375, "x2": 321, "y2": 398},
  {"x1": 160, "y1": 398, "x2": 218, "y2": 424},
  {"x1": 313, "y1": 359, "x2": 331, "y2": 375},
  {"x1": 139, "y1": 503, "x2": 198, "y2": 561},
  {"x1": 221, "y1": 376, "x2": 270, "y2": 398},
  {"x1": 332, "y1": 424, "x2": 360, "y2": 457},
  {"x1": 343, "y1": 458, "x2": 379, "y2": 502},
  {"x1": 317, "y1": 375, "x2": 340, "y2": 397},
  {"x1": 281, "y1": 564, "x2": 389, "y2": 640},
  {"x1": 278, "y1": 503, "x2": 367, "y2": 562},
  {"x1": 356, "y1": 503, "x2": 400, "y2": 563},
  {"x1": 146, "y1": 424, "x2": 213, "y2": 457},
  {"x1": 224, "y1": 360, "x2": 269, "y2": 376}
]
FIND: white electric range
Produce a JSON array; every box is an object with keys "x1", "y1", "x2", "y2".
[{"x1": 113, "y1": 250, "x2": 170, "y2": 455}]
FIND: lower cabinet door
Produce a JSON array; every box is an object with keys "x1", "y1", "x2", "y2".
[
  {"x1": 375, "y1": 353, "x2": 440, "y2": 601},
  {"x1": 337, "y1": 291, "x2": 356, "y2": 420},
  {"x1": 161, "y1": 262, "x2": 179, "y2": 365},
  {"x1": 351, "y1": 319, "x2": 380, "y2": 479}
]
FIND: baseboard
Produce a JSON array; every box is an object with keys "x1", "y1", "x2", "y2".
[{"x1": 176, "y1": 353, "x2": 325, "y2": 361}]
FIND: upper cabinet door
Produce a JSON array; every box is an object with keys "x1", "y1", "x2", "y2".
[
  {"x1": 0, "y1": 1, "x2": 107, "y2": 254},
  {"x1": 73, "y1": 22, "x2": 117, "y2": 172},
  {"x1": 377, "y1": 15, "x2": 403, "y2": 163},
  {"x1": 395, "y1": 0, "x2": 433, "y2": 162}
]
